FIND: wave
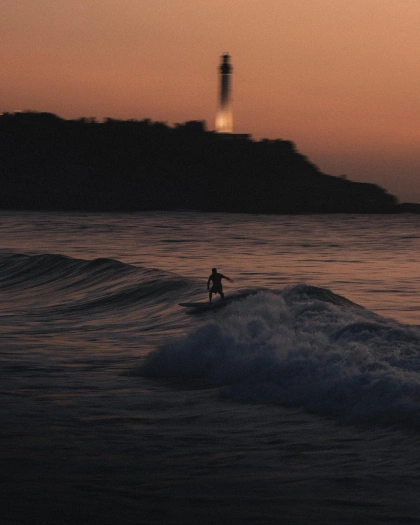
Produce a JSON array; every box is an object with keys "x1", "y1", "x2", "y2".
[
  {"x1": 141, "y1": 285, "x2": 420, "y2": 429},
  {"x1": 0, "y1": 253, "x2": 193, "y2": 313}
]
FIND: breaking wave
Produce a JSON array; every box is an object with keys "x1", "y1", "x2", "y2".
[{"x1": 141, "y1": 285, "x2": 420, "y2": 428}]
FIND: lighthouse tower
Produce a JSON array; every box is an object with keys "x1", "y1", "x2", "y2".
[{"x1": 215, "y1": 53, "x2": 233, "y2": 133}]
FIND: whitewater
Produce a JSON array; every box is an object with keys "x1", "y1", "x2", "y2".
[{"x1": 1, "y1": 211, "x2": 420, "y2": 524}]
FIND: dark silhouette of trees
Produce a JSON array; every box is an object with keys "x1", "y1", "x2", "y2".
[{"x1": 0, "y1": 111, "x2": 403, "y2": 213}]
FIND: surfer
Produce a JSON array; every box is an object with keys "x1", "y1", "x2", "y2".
[{"x1": 207, "y1": 268, "x2": 233, "y2": 303}]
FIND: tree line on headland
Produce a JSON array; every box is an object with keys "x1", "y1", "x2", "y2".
[{"x1": 0, "y1": 111, "x2": 417, "y2": 213}]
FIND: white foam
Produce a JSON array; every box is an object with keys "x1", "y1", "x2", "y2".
[{"x1": 142, "y1": 287, "x2": 420, "y2": 427}]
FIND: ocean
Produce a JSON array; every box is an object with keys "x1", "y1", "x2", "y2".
[{"x1": 1, "y1": 211, "x2": 420, "y2": 524}]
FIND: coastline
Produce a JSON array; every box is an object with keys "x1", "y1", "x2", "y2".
[{"x1": 1, "y1": 111, "x2": 418, "y2": 214}]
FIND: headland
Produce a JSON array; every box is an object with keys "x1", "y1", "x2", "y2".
[{"x1": 0, "y1": 111, "x2": 418, "y2": 214}]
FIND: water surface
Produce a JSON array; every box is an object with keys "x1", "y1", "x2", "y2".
[{"x1": 1, "y1": 211, "x2": 420, "y2": 524}]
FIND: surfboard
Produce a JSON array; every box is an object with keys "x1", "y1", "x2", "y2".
[
  {"x1": 179, "y1": 300, "x2": 227, "y2": 313},
  {"x1": 179, "y1": 292, "x2": 254, "y2": 313}
]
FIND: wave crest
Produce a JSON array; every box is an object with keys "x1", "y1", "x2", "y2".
[{"x1": 0, "y1": 253, "x2": 192, "y2": 313}]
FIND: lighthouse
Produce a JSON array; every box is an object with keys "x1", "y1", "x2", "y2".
[{"x1": 215, "y1": 53, "x2": 233, "y2": 133}]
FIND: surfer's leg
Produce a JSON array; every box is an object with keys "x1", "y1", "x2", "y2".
[{"x1": 209, "y1": 291, "x2": 212, "y2": 303}]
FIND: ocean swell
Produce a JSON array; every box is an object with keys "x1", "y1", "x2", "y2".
[
  {"x1": 141, "y1": 286, "x2": 420, "y2": 428},
  {"x1": 0, "y1": 253, "x2": 192, "y2": 314}
]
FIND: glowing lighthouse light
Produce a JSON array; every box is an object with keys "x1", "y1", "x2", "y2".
[{"x1": 215, "y1": 53, "x2": 233, "y2": 133}]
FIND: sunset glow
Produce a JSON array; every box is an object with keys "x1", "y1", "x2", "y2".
[{"x1": 2, "y1": 0, "x2": 420, "y2": 201}]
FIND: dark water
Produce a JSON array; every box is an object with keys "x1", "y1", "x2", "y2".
[{"x1": 1, "y1": 211, "x2": 420, "y2": 524}]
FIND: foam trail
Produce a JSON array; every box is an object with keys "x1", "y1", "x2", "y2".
[{"x1": 141, "y1": 286, "x2": 420, "y2": 428}]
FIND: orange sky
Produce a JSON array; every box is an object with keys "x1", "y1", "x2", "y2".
[{"x1": 2, "y1": 0, "x2": 420, "y2": 202}]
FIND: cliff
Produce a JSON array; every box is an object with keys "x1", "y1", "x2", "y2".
[{"x1": 0, "y1": 111, "x2": 402, "y2": 213}]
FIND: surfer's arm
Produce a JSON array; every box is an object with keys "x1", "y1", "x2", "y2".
[
  {"x1": 222, "y1": 274, "x2": 234, "y2": 283},
  {"x1": 207, "y1": 276, "x2": 211, "y2": 290}
]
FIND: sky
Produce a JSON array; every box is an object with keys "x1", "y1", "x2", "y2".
[{"x1": 2, "y1": 0, "x2": 420, "y2": 202}]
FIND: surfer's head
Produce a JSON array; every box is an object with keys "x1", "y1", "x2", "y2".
[{"x1": 212, "y1": 268, "x2": 217, "y2": 274}]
